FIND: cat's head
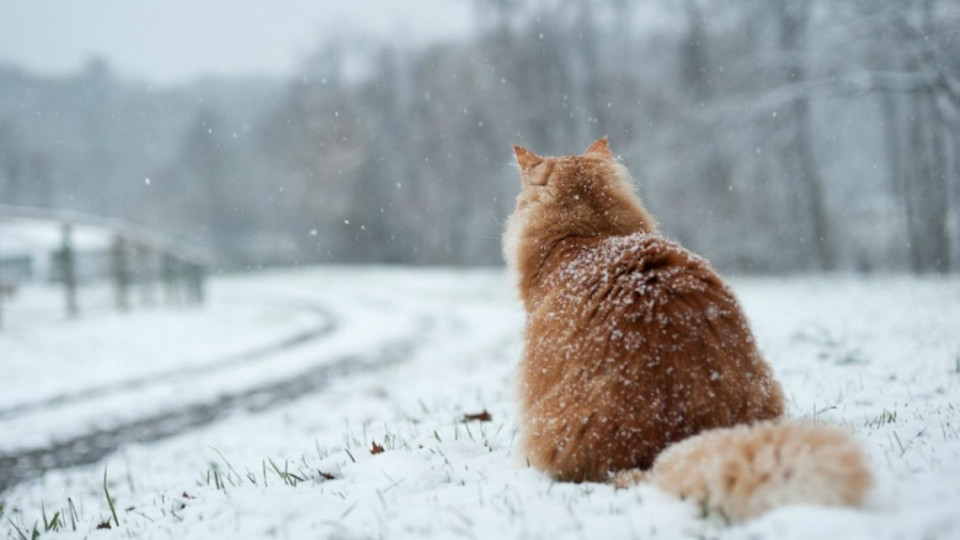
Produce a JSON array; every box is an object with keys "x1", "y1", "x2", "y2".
[{"x1": 503, "y1": 137, "x2": 657, "y2": 273}]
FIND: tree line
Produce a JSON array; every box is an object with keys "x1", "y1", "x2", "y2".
[{"x1": 1, "y1": 0, "x2": 957, "y2": 272}]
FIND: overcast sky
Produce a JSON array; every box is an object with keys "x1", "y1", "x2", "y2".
[{"x1": 0, "y1": 0, "x2": 474, "y2": 85}]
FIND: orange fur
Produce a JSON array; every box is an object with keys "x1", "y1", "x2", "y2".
[
  {"x1": 504, "y1": 138, "x2": 871, "y2": 519},
  {"x1": 639, "y1": 421, "x2": 873, "y2": 521},
  {"x1": 505, "y1": 138, "x2": 785, "y2": 481}
]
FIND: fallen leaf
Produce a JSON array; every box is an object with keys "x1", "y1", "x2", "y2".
[
  {"x1": 462, "y1": 410, "x2": 492, "y2": 422},
  {"x1": 370, "y1": 441, "x2": 385, "y2": 455}
]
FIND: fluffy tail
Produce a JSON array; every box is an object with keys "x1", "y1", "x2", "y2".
[{"x1": 613, "y1": 421, "x2": 873, "y2": 521}]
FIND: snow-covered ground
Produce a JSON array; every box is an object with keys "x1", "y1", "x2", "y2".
[{"x1": 1, "y1": 268, "x2": 959, "y2": 539}]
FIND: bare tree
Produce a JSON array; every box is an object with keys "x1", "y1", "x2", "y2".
[{"x1": 774, "y1": 0, "x2": 835, "y2": 270}]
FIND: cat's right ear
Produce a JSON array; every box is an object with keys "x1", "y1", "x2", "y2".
[
  {"x1": 585, "y1": 136, "x2": 612, "y2": 157},
  {"x1": 513, "y1": 144, "x2": 542, "y2": 173}
]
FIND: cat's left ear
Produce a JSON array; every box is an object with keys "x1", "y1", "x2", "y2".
[
  {"x1": 513, "y1": 144, "x2": 542, "y2": 172},
  {"x1": 585, "y1": 136, "x2": 612, "y2": 157}
]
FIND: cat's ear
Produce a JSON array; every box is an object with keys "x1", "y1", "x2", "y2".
[
  {"x1": 585, "y1": 136, "x2": 612, "y2": 157},
  {"x1": 513, "y1": 144, "x2": 542, "y2": 172}
]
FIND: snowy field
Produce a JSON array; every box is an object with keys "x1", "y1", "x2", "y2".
[{"x1": 1, "y1": 267, "x2": 959, "y2": 539}]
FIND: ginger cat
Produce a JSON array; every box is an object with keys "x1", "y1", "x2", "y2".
[{"x1": 504, "y1": 137, "x2": 871, "y2": 521}]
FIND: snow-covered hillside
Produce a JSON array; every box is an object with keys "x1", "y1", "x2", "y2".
[{"x1": 2, "y1": 268, "x2": 959, "y2": 539}]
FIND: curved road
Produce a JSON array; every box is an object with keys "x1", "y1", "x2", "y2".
[{"x1": 0, "y1": 295, "x2": 433, "y2": 494}]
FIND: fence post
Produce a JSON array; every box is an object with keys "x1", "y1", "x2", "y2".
[
  {"x1": 136, "y1": 243, "x2": 155, "y2": 307},
  {"x1": 161, "y1": 253, "x2": 179, "y2": 305},
  {"x1": 0, "y1": 231, "x2": 4, "y2": 331},
  {"x1": 60, "y1": 223, "x2": 78, "y2": 318},
  {"x1": 187, "y1": 262, "x2": 205, "y2": 305},
  {"x1": 111, "y1": 235, "x2": 130, "y2": 312}
]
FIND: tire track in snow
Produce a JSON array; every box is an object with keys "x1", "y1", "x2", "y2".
[
  {"x1": 0, "y1": 317, "x2": 430, "y2": 494},
  {"x1": 0, "y1": 303, "x2": 335, "y2": 421}
]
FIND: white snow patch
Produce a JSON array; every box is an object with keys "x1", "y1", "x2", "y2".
[{"x1": 1, "y1": 270, "x2": 958, "y2": 539}]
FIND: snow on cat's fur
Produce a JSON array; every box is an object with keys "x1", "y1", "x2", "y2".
[{"x1": 503, "y1": 137, "x2": 872, "y2": 520}]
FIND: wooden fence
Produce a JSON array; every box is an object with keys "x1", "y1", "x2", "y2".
[{"x1": 0, "y1": 205, "x2": 211, "y2": 329}]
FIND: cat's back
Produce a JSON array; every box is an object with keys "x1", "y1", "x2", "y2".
[
  {"x1": 539, "y1": 232, "x2": 732, "y2": 330},
  {"x1": 522, "y1": 231, "x2": 783, "y2": 479}
]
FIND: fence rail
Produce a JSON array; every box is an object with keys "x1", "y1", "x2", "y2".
[{"x1": 0, "y1": 205, "x2": 212, "y2": 329}]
